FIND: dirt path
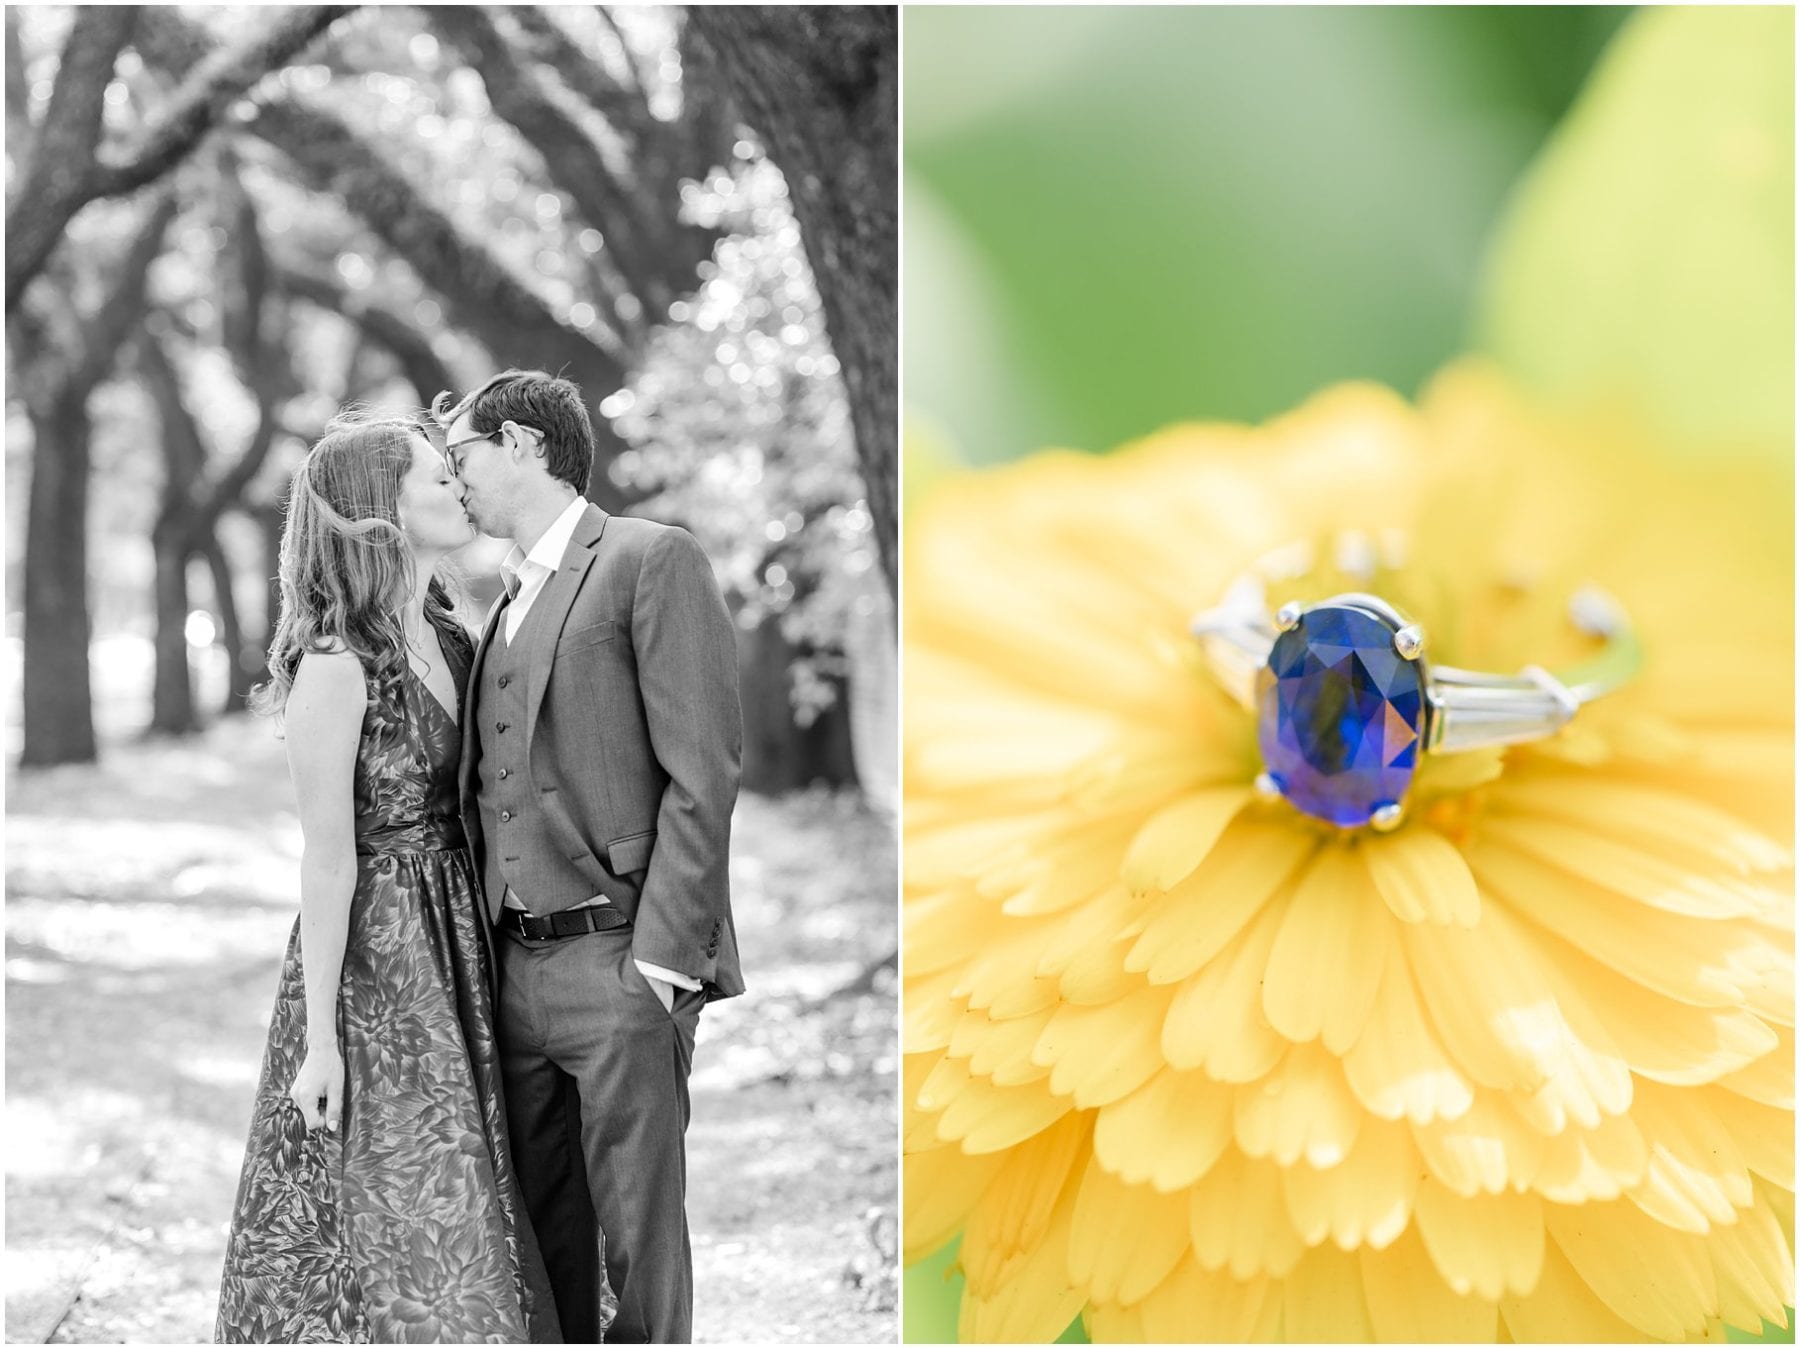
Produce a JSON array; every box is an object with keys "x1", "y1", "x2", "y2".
[{"x1": 5, "y1": 717, "x2": 898, "y2": 1343}]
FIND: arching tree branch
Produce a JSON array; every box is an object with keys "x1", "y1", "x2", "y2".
[
  {"x1": 89, "y1": 5, "x2": 355, "y2": 198},
  {"x1": 281, "y1": 264, "x2": 455, "y2": 405},
  {"x1": 5, "y1": 6, "x2": 140, "y2": 311}
]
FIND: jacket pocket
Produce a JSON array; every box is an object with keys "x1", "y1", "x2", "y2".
[
  {"x1": 606, "y1": 829, "x2": 656, "y2": 875},
  {"x1": 560, "y1": 619, "x2": 617, "y2": 653}
]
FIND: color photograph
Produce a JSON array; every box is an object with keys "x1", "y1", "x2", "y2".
[{"x1": 903, "y1": 6, "x2": 1793, "y2": 1343}]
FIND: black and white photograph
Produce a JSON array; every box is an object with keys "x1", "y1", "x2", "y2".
[{"x1": 5, "y1": 5, "x2": 897, "y2": 1343}]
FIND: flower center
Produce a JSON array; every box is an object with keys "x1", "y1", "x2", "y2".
[{"x1": 1255, "y1": 602, "x2": 1425, "y2": 827}]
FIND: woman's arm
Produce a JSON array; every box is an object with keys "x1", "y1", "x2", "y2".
[{"x1": 283, "y1": 647, "x2": 367, "y2": 1132}]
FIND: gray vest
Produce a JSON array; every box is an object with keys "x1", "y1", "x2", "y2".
[{"x1": 475, "y1": 602, "x2": 593, "y2": 914}]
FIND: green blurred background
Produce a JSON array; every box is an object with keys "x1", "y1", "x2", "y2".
[
  {"x1": 903, "y1": 4, "x2": 1793, "y2": 1342},
  {"x1": 904, "y1": 5, "x2": 1792, "y2": 470}
]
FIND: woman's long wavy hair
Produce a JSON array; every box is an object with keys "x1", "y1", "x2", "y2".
[{"x1": 250, "y1": 413, "x2": 460, "y2": 718}]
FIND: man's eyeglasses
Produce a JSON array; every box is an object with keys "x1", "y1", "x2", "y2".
[{"x1": 443, "y1": 424, "x2": 542, "y2": 469}]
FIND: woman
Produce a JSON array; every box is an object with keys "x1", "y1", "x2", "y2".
[{"x1": 215, "y1": 415, "x2": 591, "y2": 1342}]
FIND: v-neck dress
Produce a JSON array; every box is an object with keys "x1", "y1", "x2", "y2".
[{"x1": 215, "y1": 621, "x2": 567, "y2": 1343}]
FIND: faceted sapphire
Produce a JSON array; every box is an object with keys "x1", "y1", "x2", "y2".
[{"x1": 1256, "y1": 604, "x2": 1424, "y2": 827}]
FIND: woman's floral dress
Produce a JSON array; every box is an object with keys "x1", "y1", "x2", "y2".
[{"x1": 216, "y1": 622, "x2": 575, "y2": 1343}]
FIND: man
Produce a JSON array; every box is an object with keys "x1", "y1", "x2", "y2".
[{"x1": 437, "y1": 370, "x2": 744, "y2": 1344}]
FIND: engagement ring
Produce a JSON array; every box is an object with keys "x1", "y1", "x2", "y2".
[{"x1": 1190, "y1": 538, "x2": 1641, "y2": 831}]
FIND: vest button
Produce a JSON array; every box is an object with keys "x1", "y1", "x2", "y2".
[
  {"x1": 498, "y1": 675, "x2": 510, "y2": 688},
  {"x1": 498, "y1": 768, "x2": 510, "y2": 779},
  {"x1": 497, "y1": 721, "x2": 509, "y2": 732},
  {"x1": 501, "y1": 810, "x2": 513, "y2": 822}
]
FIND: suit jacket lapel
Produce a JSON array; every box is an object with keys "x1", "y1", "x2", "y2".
[{"x1": 522, "y1": 503, "x2": 609, "y2": 742}]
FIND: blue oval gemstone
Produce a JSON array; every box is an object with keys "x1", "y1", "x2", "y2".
[{"x1": 1256, "y1": 604, "x2": 1424, "y2": 827}]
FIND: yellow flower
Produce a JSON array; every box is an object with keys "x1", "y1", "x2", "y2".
[{"x1": 902, "y1": 364, "x2": 1794, "y2": 1342}]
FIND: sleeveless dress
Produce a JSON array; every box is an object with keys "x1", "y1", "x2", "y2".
[{"x1": 215, "y1": 623, "x2": 573, "y2": 1343}]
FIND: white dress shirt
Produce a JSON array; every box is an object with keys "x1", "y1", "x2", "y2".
[{"x1": 497, "y1": 494, "x2": 701, "y2": 995}]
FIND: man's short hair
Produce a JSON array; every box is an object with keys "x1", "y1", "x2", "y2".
[{"x1": 431, "y1": 369, "x2": 594, "y2": 494}]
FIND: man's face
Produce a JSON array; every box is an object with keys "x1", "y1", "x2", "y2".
[{"x1": 443, "y1": 413, "x2": 511, "y2": 536}]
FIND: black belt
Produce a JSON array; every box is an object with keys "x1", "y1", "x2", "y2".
[{"x1": 498, "y1": 904, "x2": 630, "y2": 941}]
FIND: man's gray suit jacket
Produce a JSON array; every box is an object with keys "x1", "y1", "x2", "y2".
[{"x1": 458, "y1": 503, "x2": 745, "y2": 1000}]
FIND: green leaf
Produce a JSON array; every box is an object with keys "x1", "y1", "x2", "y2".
[
  {"x1": 902, "y1": 1238, "x2": 1089, "y2": 1343},
  {"x1": 903, "y1": 1239, "x2": 963, "y2": 1343},
  {"x1": 905, "y1": 7, "x2": 1624, "y2": 461},
  {"x1": 1477, "y1": 7, "x2": 1794, "y2": 450}
]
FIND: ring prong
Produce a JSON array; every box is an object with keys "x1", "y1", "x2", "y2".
[
  {"x1": 1370, "y1": 802, "x2": 1405, "y2": 832},
  {"x1": 1254, "y1": 772, "x2": 1283, "y2": 803},
  {"x1": 1274, "y1": 602, "x2": 1303, "y2": 633},
  {"x1": 1394, "y1": 624, "x2": 1425, "y2": 661}
]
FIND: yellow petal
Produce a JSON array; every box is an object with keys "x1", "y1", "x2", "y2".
[
  {"x1": 1525, "y1": 922, "x2": 1779, "y2": 1085},
  {"x1": 1362, "y1": 827, "x2": 1482, "y2": 926},
  {"x1": 934, "y1": 1069, "x2": 1076, "y2": 1155},
  {"x1": 1067, "y1": 1154, "x2": 1191, "y2": 1306},
  {"x1": 960, "y1": 1112, "x2": 1091, "y2": 1296},
  {"x1": 952, "y1": 1004, "x2": 1055, "y2": 1087},
  {"x1": 1082, "y1": 1302, "x2": 1144, "y2": 1341},
  {"x1": 1707, "y1": 1086, "x2": 1794, "y2": 1192},
  {"x1": 1128, "y1": 1255, "x2": 1271, "y2": 1342},
  {"x1": 1626, "y1": 1078, "x2": 1753, "y2": 1234},
  {"x1": 1499, "y1": 1235, "x2": 1645, "y2": 1342},
  {"x1": 1162, "y1": 890, "x2": 1290, "y2": 1081},
  {"x1": 1282, "y1": 1243, "x2": 1376, "y2": 1342},
  {"x1": 904, "y1": 1141, "x2": 1006, "y2": 1263},
  {"x1": 1280, "y1": 1116, "x2": 1419, "y2": 1251},
  {"x1": 1470, "y1": 839, "x2": 1754, "y2": 1009},
  {"x1": 905, "y1": 1050, "x2": 952, "y2": 1151},
  {"x1": 957, "y1": 1164, "x2": 1087, "y2": 1344},
  {"x1": 906, "y1": 884, "x2": 1005, "y2": 979},
  {"x1": 1411, "y1": 1176, "x2": 1545, "y2": 1300},
  {"x1": 1093, "y1": 1068, "x2": 1233, "y2": 1192},
  {"x1": 1709, "y1": 1189, "x2": 1796, "y2": 1336},
  {"x1": 1262, "y1": 844, "x2": 1394, "y2": 1054},
  {"x1": 907, "y1": 809, "x2": 1057, "y2": 889},
  {"x1": 1543, "y1": 1198, "x2": 1717, "y2": 1340},
  {"x1": 1034, "y1": 982, "x2": 1173, "y2": 1109},
  {"x1": 904, "y1": 967, "x2": 965, "y2": 1053},
  {"x1": 1125, "y1": 819, "x2": 1317, "y2": 984},
  {"x1": 1234, "y1": 1041, "x2": 1363, "y2": 1170},
  {"x1": 984, "y1": 814, "x2": 1139, "y2": 917},
  {"x1": 1036, "y1": 881, "x2": 1151, "y2": 984},
  {"x1": 1489, "y1": 774, "x2": 1791, "y2": 876},
  {"x1": 1120, "y1": 786, "x2": 1252, "y2": 893},
  {"x1": 1481, "y1": 814, "x2": 1770, "y2": 920},
  {"x1": 1343, "y1": 954, "x2": 1476, "y2": 1126},
  {"x1": 954, "y1": 914, "x2": 1062, "y2": 1016},
  {"x1": 1531, "y1": 1109, "x2": 1649, "y2": 1205},
  {"x1": 1412, "y1": 1090, "x2": 1548, "y2": 1197},
  {"x1": 1715, "y1": 1025, "x2": 1794, "y2": 1109},
  {"x1": 1189, "y1": 1149, "x2": 1307, "y2": 1280},
  {"x1": 1406, "y1": 903, "x2": 1633, "y2": 1126},
  {"x1": 1054, "y1": 934, "x2": 1141, "y2": 1007},
  {"x1": 1360, "y1": 1224, "x2": 1502, "y2": 1341}
]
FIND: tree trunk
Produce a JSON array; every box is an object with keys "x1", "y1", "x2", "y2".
[
  {"x1": 201, "y1": 530, "x2": 254, "y2": 712},
  {"x1": 684, "y1": 7, "x2": 898, "y2": 598},
  {"x1": 18, "y1": 391, "x2": 98, "y2": 766},
  {"x1": 149, "y1": 522, "x2": 198, "y2": 736},
  {"x1": 249, "y1": 498, "x2": 286, "y2": 687},
  {"x1": 10, "y1": 192, "x2": 179, "y2": 766}
]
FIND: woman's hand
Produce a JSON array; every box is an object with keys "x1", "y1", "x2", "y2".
[{"x1": 288, "y1": 1042, "x2": 346, "y2": 1133}]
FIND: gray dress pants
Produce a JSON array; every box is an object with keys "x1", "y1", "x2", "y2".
[{"x1": 496, "y1": 923, "x2": 704, "y2": 1343}]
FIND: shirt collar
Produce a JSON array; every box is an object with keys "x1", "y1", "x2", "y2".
[{"x1": 502, "y1": 495, "x2": 588, "y2": 581}]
